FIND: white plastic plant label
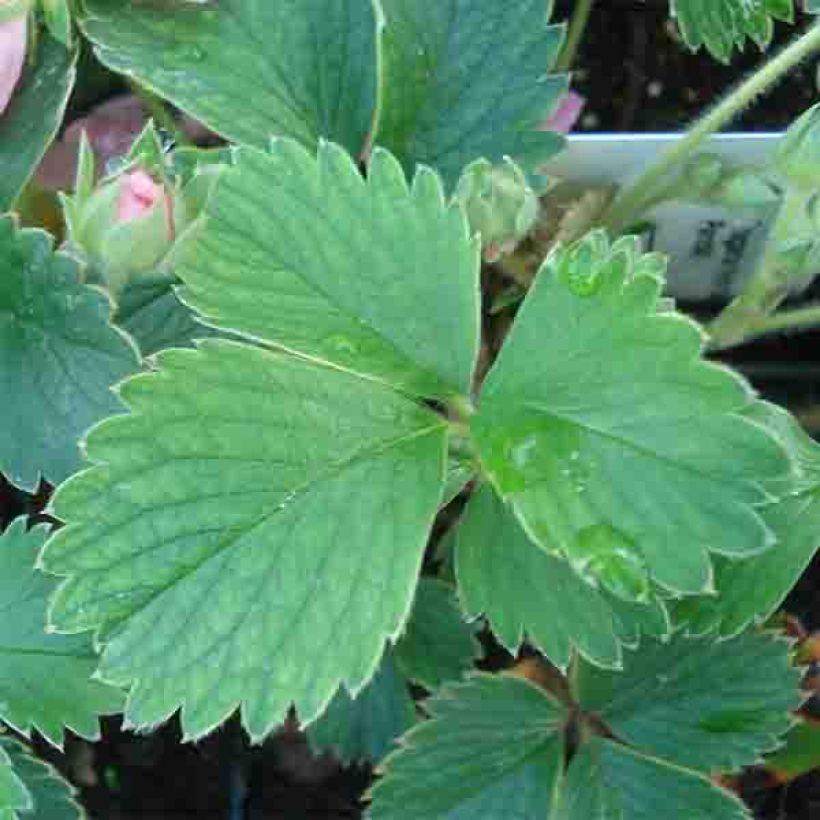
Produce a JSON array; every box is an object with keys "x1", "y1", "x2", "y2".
[{"x1": 545, "y1": 133, "x2": 782, "y2": 301}]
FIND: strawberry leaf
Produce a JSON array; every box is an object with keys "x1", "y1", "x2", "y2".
[
  {"x1": 0, "y1": 520, "x2": 123, "y2": 745},
  {"x1": 79, "y1": 0, "x2": 378, "y2": 156},
  {"x1": 0, "y1": 742, "x2": 31, "y2": 820},
  {"x1": 368, "y1": 675, "x2": 565, "y2": 819},
  {"x1": 471, "y1": 232, "x2": 789, "y2": 597},
  {"x1": 0, "y1": 217, "x2": 140, "y2": 491},
  {"x1": 307, "y1": 651, "x2": 416, "y2": 764},
  {"x1": 376, "y1": 0, "x2": 568, "y2": 187},
  {"x1": 574, "y1": 630, "x2": 801, "y2": 773},
  {"x1": 0, "y1": 37, "x2": 76, "y2": 211}
]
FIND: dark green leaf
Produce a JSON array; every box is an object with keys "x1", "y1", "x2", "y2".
[{"x1": 764, "y1": 719, "x2": 820, "y2": 781}]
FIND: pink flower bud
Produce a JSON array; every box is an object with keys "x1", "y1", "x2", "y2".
[
  {"x1": 0, "y1": 13, "x2": 27, "y2": 115},
  {"x1": 116, "y1": 169, "x2": 163, "y2": 223},
  {"x1": 540, "y1": 90, "x2": 585, "y2": 134}
]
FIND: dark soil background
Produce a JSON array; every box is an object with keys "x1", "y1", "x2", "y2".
[{"x1": 3, "y1": 1, "x2": 820, "y2": 817}]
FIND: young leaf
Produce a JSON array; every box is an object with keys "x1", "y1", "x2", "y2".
[
  {"x1": 0, "y1": 37, "x2": 76, "y2": 211},
  {"x1": 42, "y1": 341, "x2": 448, "y2": 742},
  {"x1": 0, "y1": 520, "x2": 123, "y2": 745},
  {"x1": 0, "y1": 743, "x2": 31, "y2": 820},
  {"x1": 0, "y1": 738, "x2": 80, "y2": 819},
  {"x1": 573, "y1": 630, "x2": 801, "y2": 773},
  {"x1": 307, "y1": 651, "x2": 416, "y2": 764},
  {"x1": 670, "y1": 0, "x2": 796, "y2": 64},
  {"x1": 0, "y1": 217, "x2": 140, "y2": 491},
  {"x1": 80, "y1": 0, "x2": 379, "y2": 155},
  {"x1": 455, "y1": 483, "x2": 624, "y2": 669},
  {"x1": 178, "y1": 140, "x2": 480, "y2": 398},
  {"x1": 377, "y1": 0, "x2": 568, "y2": 188},
  {"x1": 558, "y1": 737, "x2": 750, "y2": 820},
  {"x1": 675, "y1": 402, "x2": 820, "y2": 636},
  {"x1": 368, "y1": 675, "x2": 565, "y2": 819},
  {"x1": 471, "y1": 232, "x2": 789, "y2": 597},
  {"x1": 393, "y1": 578, "x2": 480, "y2": 691},
  {"x1": 764, "y1": 718, "x2": 820, "y2": 782}
]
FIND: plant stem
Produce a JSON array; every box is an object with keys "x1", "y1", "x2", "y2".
[
  {"x1": 600, "y1": 21, "x2": 820, "y2": 233},
  {"x1": 127, "y1": 80, "x2": 190, "y2": 147},
  {"x1": 557, "y1": 0, "x2": 596, "y2": 72},
  {"x1": 711, "y1": 303, "x2": 820, "y2": 349}
]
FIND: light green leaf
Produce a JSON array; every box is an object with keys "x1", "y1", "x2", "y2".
[
  {"x1": 675, "y1": 402, "x2": 820, "y2": 636},
  {"x1": 455, "y1": 483, "x2": 624, "y2": 669},
  {"x1": 394, "y1": 578, "x2": 480, "y2": 691},
  {"x1": 0, "y1": 744, "x2": 30, "y2": 820},
  {"x1": 307, "y1": 651, "x2": 416, "y2": 763},
  {"x1": 41, "y1": 0, "x2": 73, "y2": 46},
  {"x1": 670, "y1": 1, "x2": 795, "y2": 63},
  {"x1": 42, "y1": 340, "x2": 447, "y2": 741},
  {"x1": 440, "y1": 454, "x2": 474, "y2": 508},
  {"x1": 377, "y1": 0, "x2": 567, "y2": 188},
  {"x1": 0, "y1": 738, "x2": 81, "y2": 819},
  {"x1": 178, "y1": 140, "x2": 480, "y2": 398},
  {"x1": 574, "y1": 630, "x2": 800, "y2": 773},
  {"x1": 471, "y1": 232, "x2": 788, "y2": 597},
  {"x1": 0, "y1": 37, "x2": 76, "y2": 211},
  {"x1": 0, "y1": 217, "x2": 140, "y2": 491},
  {"x1": 558, "y1": 737, "x2": 750, "y2": 820},
  {"x1": 80, "y1": 0, "x2": 378, "y2": 155},
  {"x1": 368, "y1": 675, "x2": 564, "y2": 819},
  {"x1": 0, "y1": 520, "x2": 123, "y2": 745}
]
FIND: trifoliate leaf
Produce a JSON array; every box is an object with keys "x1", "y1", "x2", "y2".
[
  {"x1": 558, "y1": 737, "x2": 750, "y2": 820},
  {"x1": 455, "y1": 483, "x2": 624, "y2": 669},
  {"x1": 471, "y1": 231, "x2": 788, "y2": 598},
  {"x1": 394, "y1": 579, "x2": 480, "y2": 691},
  {"x1": 0, "y1": 738, "x2": 80, "y2": 819},
  {"x1": 307, "y1": 651, "x2": 416, "y2": 764},
  {"x1": 0, "y1": 744, "x2": 30, "y2": 820},
  {"x1": 670, "y1": 1, "x2": 796, "y2": 63},
  {"x1": 42, "y1": 341, "x2": 447, "y2": 742},
  {"x1": 0, "y1": 520, "x2": 123, "y2": 745},
  {"x1": 178, "y1": 140, "x2": 480, "y2": 398},
  {"x1": 377, "y1": 0, "x2": 567, "y2": 188},
  {"x1": 368, "y1": 675, "x2": 565, "y2": 819},
  {"x1": 574, "y1": 630, "x2": 800, "y2": 773},
  {"x1": 0, "y1": 37, "x2": 76, "y2": 211},
  {"x1": 0, "y1": 217, "x2": 140, "y2": 491},
  {"x1": 675, "y1": 402, "x2": 820, "y2": 637},
  {"x1": 80, "y1": 0, "x2": 378, "y2": 156}
]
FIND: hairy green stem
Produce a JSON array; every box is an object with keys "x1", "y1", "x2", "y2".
[
  {"x1": 557, "y1": 0, "x2": 596, "y2": 72},
  {"x1": 710, "y1": 302, "x2": 820, "y2": 350},
  {"x1": 600, "y1": 21, "x2": 820, "y2": 234},
  {"x1": 127, "y1": 80, "x2": 191, "y2": 148}
]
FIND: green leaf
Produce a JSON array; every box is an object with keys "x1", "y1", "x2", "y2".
[
  {"x1": 558, "y1": 737, "x2": 750, "y2": 820},
  {"x1": 394, "y1": 578, "x2": 480, "y2": 691},
  {"x1": 670, "y1": 1, "x2": 796, "y2": 63},
  {"x1": 0, "y1": 37, "x2": 76, "y2": 211},
  {"x1": 368, "y1": 675, "x2": 565, "y2": 819},
  {"x1": 0, "y1": 738, "x2": 80, "y2": 819},
  {"x1": 455, "y1": 483, "x2": 624, "y2": 669},
  {"x1": 0, "y1": 520, "x2": 123, "y2": 745},
  {"x1": 115, "y1": 276, "x2": 214, "y2": 357},
  {"x1": 80, "y1": 0, "x2": 379, "y2": 155},
  {"x1": 764, "y1": 718, "x2": 820, "y2": 781},
  {"x1": 178, "y1": 140, "x2": 480, "y2": 398},
  {"x1": 42, "y1": 340, "x2": 448, "y2": 742},
  {"x1": 574, "y1": 630, "x2": 800, "y2": 773},
  {"x1": 440, "y1": 454, "x2": 474, "y2": 507},
  {"x1": 0, "y1": 217, "x2": 140, "y2": 491},
  {"x1": 471, "y1": 232, "x2": 788, "y2": 597},
  {"x1": 675, "y1": 402, "x2": 820, "y2": 636},
  {"x1": 0, "y1": 744, "x2": 31, "y2": 820},
  {"x1": 307, "y1": 651, "x2": 416, "y2": 764},
  {"x1": 376, "y1": 0, "x2": 568, "y2": 188},
  {"x1": 41, "y1": 0, "x2": 73, "y2": 46}
]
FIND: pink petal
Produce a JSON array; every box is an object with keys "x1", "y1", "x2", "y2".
[
  {"x1": 116, "y1": 170, "x2": 162, "y2": 223},
  {"x1": 540, "y1": 90, "x2": 585, "y2": 134},
  {"x1": 0, "y1": 14, "x2": 27, "y2": 115}
]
